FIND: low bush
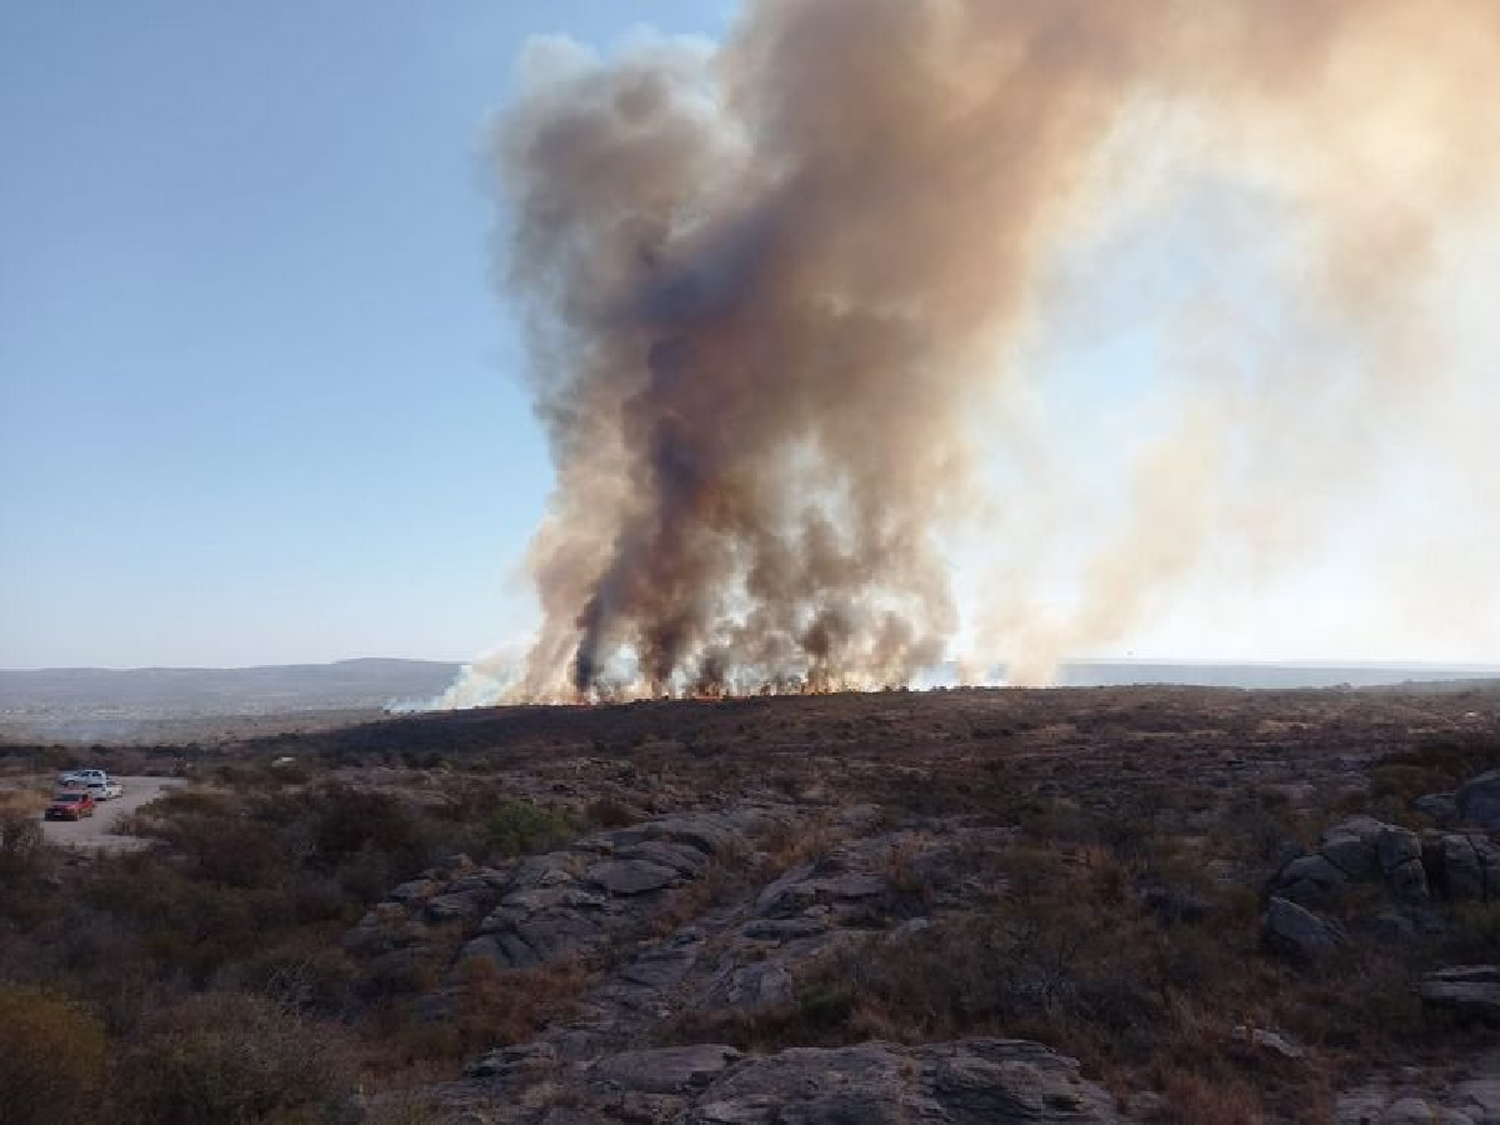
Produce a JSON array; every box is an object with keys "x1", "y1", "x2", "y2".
[
  {"x1": 0, "y1": 985, "x2": 108, "y2": 1125},
  {"x1": 487, "y1": 799, "x2": 578, "y2": 857},
  {"x1": 111, "y1": 993, "x2": 356, "y2": 1125}
]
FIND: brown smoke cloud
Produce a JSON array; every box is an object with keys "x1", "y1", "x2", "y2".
[{"x1": 474, "y1": 0, "x2": 1500, "y2": 701}]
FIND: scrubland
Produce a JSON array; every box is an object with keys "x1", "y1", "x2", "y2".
[{"x1": 1, "y1": 684, "x2": 1497, "y2": 1123}]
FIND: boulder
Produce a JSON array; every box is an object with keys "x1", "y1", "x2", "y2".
[
  {"x1": 1231, "y1": 1026, "x2": 1305, "y2": 1061},
  {"x1": 1457, "y1": 770, "x2": 1500, "y2": 829},
  {"x1": 1376, "y1": 826, "x2": 1422, "y2": 875},
  {"x1": 423, "y1": 891, "x2": 487, "y2": 924},
  {"x1": 1277, "y1": 855, "x2": 1350, "y2": 905},
  {"x1": 1451, "y1": 1078, "x2": 1500, "y2": 1123},
  {"x1": 1319, "y1": 818, "x2": 1386, "y2": 882},
  {"x1": 1414, "y1": 792, "x2": 1458, "y2": 826},
  {"x1": 1418, "y1": 966, "x2": 1500, "y2": 1027},
  {"x1": 1265, "y1": 896, "x2": 1345, "y2": 963},
  {"x1": 1432, "y1": 835, "x2": 1500, "y2": 902}
]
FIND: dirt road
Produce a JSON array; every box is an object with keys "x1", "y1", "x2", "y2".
[{"x1": 40, "y1": 776, "x2": 184, "y2": 850}]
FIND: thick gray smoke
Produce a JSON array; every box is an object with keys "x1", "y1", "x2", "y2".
[{"x1": 471, "y1": 1, "x2": 1500, "y2": 702}]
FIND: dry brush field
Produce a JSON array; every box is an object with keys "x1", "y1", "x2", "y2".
[{"x1": 2, "y1": 683, "x2": 1499, "y2": 1123}]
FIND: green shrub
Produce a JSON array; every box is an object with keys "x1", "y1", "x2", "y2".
[{"x1": 487, "y1": 800, "x2": 578, "y2": 857}]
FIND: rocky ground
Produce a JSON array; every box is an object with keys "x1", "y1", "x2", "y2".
[
  {"x1": 259, "y1": 684, "x2": 1499, "y2": 1123},
  {"x1": 6, "y1": 683, "x2": 1499, "y2": 1122}
]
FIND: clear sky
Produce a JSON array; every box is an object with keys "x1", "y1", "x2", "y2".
[{"x1": 0, "y1": 1, "x2": 734, "y2": 669}]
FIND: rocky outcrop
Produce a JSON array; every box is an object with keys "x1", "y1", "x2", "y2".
[
  {"x1": 1418, "y1": 966, "x2": 1500, "y2": 1028},
  {"x1": 1265, "y1": 895, "x2": 1345, "y2": 963},
  {"x1": 1338, "y1": 1065, "x2": 1500, "y2": 1123},
  {"x1": 1427, "y1": 834, "x2": 1500, "y2": 903},
  {"x1": 1272, "y1": 817, "x2": 1429, "y2": 908},
  {"x1": 1277, "y1": 854, "x2": 1350, "y2": 906},
  {"x1": 460, "y1": 807, "x2": 794, "y2": 974},
  {"x1": 1457, "y1": 770, "x2": 1500, "y2": 829},
  {"x1": 343, "y1": 854, "x2": 513, "y2": 981},
  {"x1": 460, "y1": 1039, "x2": 1121, "y2": 1123}
]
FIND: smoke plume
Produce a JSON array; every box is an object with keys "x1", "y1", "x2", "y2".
[{"x1": 475, "y1": 1, "x2": 1500, "y2": 701}]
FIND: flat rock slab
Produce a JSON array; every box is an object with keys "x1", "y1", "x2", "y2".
[
  {"x1": 592, "y1": 1045, "x2": 743, "y2": 1094},
  {"x1": 684, "y1": 1039, "x2": 1121, "y2": 1124},
  {"x1": 585, "y1": 858, "x2": 682, "y2": 896}
]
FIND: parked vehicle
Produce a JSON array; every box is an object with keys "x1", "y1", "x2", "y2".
[
  {"x1": 45, "y1": 791, "x2": 97, "y2": 821},
  {"x1": 58, "y1": 768, "x2": 109, "y2": 789},
  {"x1": 87, "y1": 779, "x2": 124, "y2": 800}
]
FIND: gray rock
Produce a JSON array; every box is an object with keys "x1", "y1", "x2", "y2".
[
  {"x1": 466, "y1": 1040, "x2": 559, "y2": 1080},
  {"x1": 620, "y1": 839, "x2": 711, "y2": 877},
  {"x1": 1380, "y1": 1098, "x2": 1451, "y2": 1124},
  {"x1": 1414, "y1": 792, "x2": 1458, "y2": 825},
  {"x1": 1458, "y1": 770, "x2": 1500, "y2": 829},
  {"x1": 1265, "y1": 896, "x2": 1346, "y2": 963},
  {"x1": 707, "y1": 958, "x2": 796, "y2": 1011},
  {"x1": 423, "y1": 891, "x2": 486, "y2": 924},
  {"x1": 754, "y1": 863, "x2": 817, "y2": 916},
  {"x1": 584, "y1": 858, "x2": 681, "y2": 896},
  {"x1": 496, "y1": 884, "x2": 607, "y2": 914},
  {"x1": 1232, "y1": 1025, "x2": 1306, "y2": 1060},
  {"x1": 1434, "y1": 835, "x2": 1500, "y2": 902},
  {"x1": 386, "y1": 877, "x2": 439, "y2": 905},
  {"x1": 1367, "y1": 910, "x2": 1418, "y2": 944},
  {"x1": 1278, "y1": 854, "x2": 1350, "y2": 905},
  {"x1": 1418, "y1": 965, "x2": 1500, "y2": 1027},
  {"x1": 633, "y1": 812, "x2": 747, "y2": 856},
  {"x1": 1321, "y1": 819, "x2": 1386, "y2": 882},
  {"x1": 512, "y1": 910, "x2": 606, "y2": 961},
  {"x1": 1376, "y1": 826, "x2": 1422, "y2": 875},
  {"x1": 1388, "y1": 858, "x2": 1430, "y2": 905},
  {"x1": 685, "y1": 1039, "x2": 1119, "y2": 1124},
  {"x1": 460, "y1": 931, "x2": 536, "y2": 972},
  {"x1": 754, "y1": 870, "x2": 888, "y2": 918},
  {"x1": 743, "y1": 917, "x2": 830, "y2": 942},
  {"x1": 1452, "y1": 1078, "x2": 1500, "y2": 1122},
  {"x1": 446, "y1": 868, "x2": 512, "y2": 896},
  {"x1": 593, "y1": 1045, "x2": 742, "y2": 1094},
  {"x1": 618, "y1": 946, "x2": 700, "y2": 990}
]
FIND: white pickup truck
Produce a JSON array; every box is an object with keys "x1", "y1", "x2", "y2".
[{"x1": 58, "y1": 769, "x2": 122, "y2": 800}]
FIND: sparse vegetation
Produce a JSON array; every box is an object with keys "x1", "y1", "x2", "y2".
[{"x1": 0, "y1": 685, "x2": 1496, "y2": 1120}]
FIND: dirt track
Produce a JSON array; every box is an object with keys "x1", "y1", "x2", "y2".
[{"x1": 39, "y1": 776, "x2": 184, "y2": 850}]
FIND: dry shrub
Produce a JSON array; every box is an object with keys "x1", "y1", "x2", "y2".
[
  {"x1": 0, "y1": 985, "x2": 108, "y2": 1125},
  {"x1": 111, "y1": 992, "x2": 356, "y2": 1125},
  {"x1": 384, "y1": 956, "x2": 589, "y2": 1065},
  {"x1": 1154, "y1": 1069, "x2": 1265, "y2": 1125}
]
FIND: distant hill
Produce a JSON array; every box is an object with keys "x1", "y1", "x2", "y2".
[
  {"x1": 0, "y1": 658, "x2": 463, "y2": 721},
  {"x1": 1045, "y1": 660, "x2": 1500, "y2": 690},
  {"x1": 3, "y1": 656, "x2": 1495, "y2": 731}
]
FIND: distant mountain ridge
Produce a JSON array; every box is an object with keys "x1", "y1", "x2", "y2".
[
  {"x1": 1043, "y1": 660, "x2": 1500, "y2": 691},
  {"x1": 0, "y1": 658, "x2": 464, "y2": 718},
  {"x1": 3, "y1": 657, "x2": 1496, "y2": 724}
]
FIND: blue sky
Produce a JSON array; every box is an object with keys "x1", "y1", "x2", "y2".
[{"x1": 0, "y1": 1, "x2": 734, "y2": 668}]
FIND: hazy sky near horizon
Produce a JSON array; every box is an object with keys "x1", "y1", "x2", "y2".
[{"x1": 3, "y1": 2, "x2": 1498, "y2": 672}]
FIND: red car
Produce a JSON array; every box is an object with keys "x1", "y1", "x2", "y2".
[{"x1": 45, "y1": 791, "x2": 97, "y2": 821}]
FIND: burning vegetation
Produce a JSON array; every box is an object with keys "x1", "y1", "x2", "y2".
[{"x1": 467, "y1": 0, "x2": 1500, "y2": 703}]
